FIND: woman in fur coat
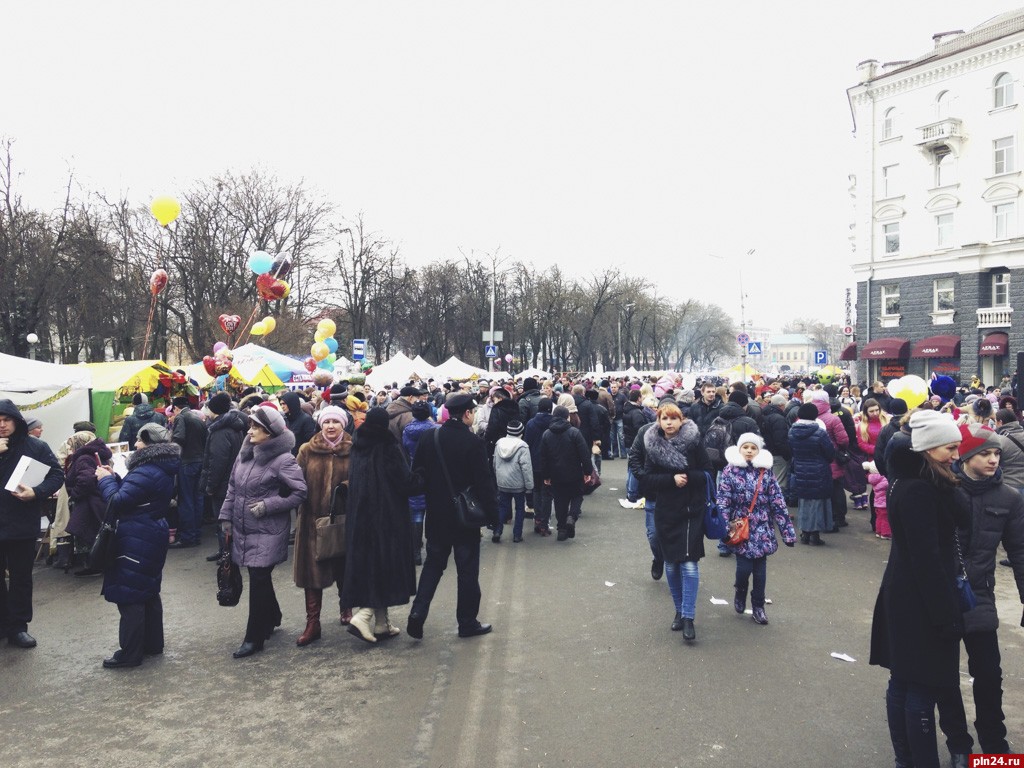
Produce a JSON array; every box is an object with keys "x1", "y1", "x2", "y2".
[
  {"x1": 638, "y1": 402, "x2": 713, "y2": 642},
  {"x1": 340, "y1": 407, "x2": 424, "y2": 643},
  {"x1": 294, "y1": 406, "x2": 352, "y2": 646},
  {"x1": 718, "y1": 433, "x2": 795, "y2": 625},
  {"x1": 219, "y1": 405, "x2": 308, "y2": 659}
]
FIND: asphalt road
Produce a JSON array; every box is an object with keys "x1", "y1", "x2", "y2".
[{"x1": 4, "y1": 459, "x2": 1024, "y2": 768}]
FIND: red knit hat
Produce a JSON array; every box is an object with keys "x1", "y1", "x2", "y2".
[{"x1": 957, "y1": 424, "x2": 1000, "y2": 462}]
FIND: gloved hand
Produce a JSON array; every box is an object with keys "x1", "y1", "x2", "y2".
[
  {"x1": 249, "y1": 501, "x2": 267, "y2": 519},
  {"x1": 938, "y1": 622, "x2": 963, "y2": 642}
]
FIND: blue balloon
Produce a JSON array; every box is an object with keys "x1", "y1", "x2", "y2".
[
  {"x1": 324, "y1": 337, "x2": 338, "y2": 354},
  {"x1": 318, "y1": 358, "x2": 333, "y2": 370},
  {"x1": 248, "y1": 250, "x2": 273, "y2": 275}
]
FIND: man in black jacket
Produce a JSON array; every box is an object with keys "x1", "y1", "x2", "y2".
[
  {"x1": 0, "y1": 400, "x2": 64, "y2": 648},
  {"x1": 518, "y1": 377, "x2": 543, "y2": 426},
  {"x1": 408, "y1": 394, "x2": 498, "y2": 640},
  {"x1": 538, "y1": 406, "x2": 592, "y2": 541},
  {"x1": 689, "y1": 381, "x2": 723, "y2": 434},
  {"x1": 119, "y1": 392, "x2": 168, "y2": 448},
  {"x1": 200, "y1": 392, "x2": 247, "y2": 561},
  {"x1": 484, "y1": 388, "x2": 521, "y2": 462},
  {"x1": 170, "y1": 396, "x2": 208, "y2": 549},
  {"x1": 762, "y1": 393, "x2": 793, "y2": 489},
  {"x1": 524, "y1": 398, "x2": 554, "y2": 535},
  {"x1": 612, "y1": 380, "x2": 628, "y2": 458},
  {"x1": 281, "y1": 391, "x2": 317, "y2": 454},
  {"x1": 571, "y1": 385, "x2": 601, "y2": 451},
  {"x1": 622, "y1": 389, "x2": 651, "y2": 451}
]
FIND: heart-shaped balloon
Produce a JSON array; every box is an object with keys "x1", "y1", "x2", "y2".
[
  {"x1": 219, "y1": 314, "x2": 241, "y2": 335},
  {"x1": 150, "y1": 269, "x2": 169, "y2": 296},
  {"x1": 202, "y1": 356, "x2": 218, "y2": 377},
  {"x1": 256, "y1": 273, "x2": 288, "y2": 301}
]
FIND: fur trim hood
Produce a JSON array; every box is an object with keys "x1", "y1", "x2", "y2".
[
  {"x1": 725, "y1": 444, "x2": 773, "y2": 469},
  {"x1": 127, "y1": 441, "x2": 181, "y2": 471}
]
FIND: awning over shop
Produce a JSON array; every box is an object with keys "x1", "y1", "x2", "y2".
[
  {"x1": 911, "y1": 335, "x2": 961, "y2": 359},
  {"x1": 839, "y1": 343, "x2": 857, "y2": 361},
  {"x1": 860, "y1": 337, "x2": 910, "y2": 360},
  {"x1": 979, "y1": 332, "x2": 1009, "y2": 356}
]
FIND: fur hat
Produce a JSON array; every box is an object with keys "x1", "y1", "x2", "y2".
[
  {"x1": 909, "y1": 411, "x2": 961, "y2": 452},
  {"x1": 736, "y1": 432, "x2": 763, "y2": 450},
  {"x1": 207, "y1": 391, "x2": 232, "y2": 416},
  {"x1": 957, "y1": 424, "x2": 1001, "y2": 462},
  {"x1": 249, "y1": 404, "x2": 286, "y2": 437},
  {"x1": 138, "y1": 423, "x2": 171, "y2": 444}
]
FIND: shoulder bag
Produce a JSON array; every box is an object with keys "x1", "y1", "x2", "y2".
[
  {"x1": 434, "y1": 429, "x2": 487, "y2": 529},
  {"x1": 953, "y1": 529, "x2": 977, "y2": 612},
  {"x1": 702, "y1": 471, "x2": 728, "y2": 540},
  {"x1": 582, "y1": 457, "x2": 602, "y2": 495},
  {"x1": 725, "y1": 469, "x2": 764, "y2": 547},
  {"x1": 314, "y1": 482, "x2": 348, "y2": 562},
  {"x1": 88, "y1": 500, "x2": 118, "y2": 571}
]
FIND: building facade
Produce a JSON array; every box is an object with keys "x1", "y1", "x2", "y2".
[{"x1": 846, "y1": 10, "x2": 1024, "y2": 387}]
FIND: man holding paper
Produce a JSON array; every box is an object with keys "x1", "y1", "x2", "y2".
[{"x1": 0, "y1": 400, "x2": 64, "y2": 648}]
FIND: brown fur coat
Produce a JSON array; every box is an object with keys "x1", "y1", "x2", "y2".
[{"x1": 294, "y1": 431, "x2": 352, "y2": 589}]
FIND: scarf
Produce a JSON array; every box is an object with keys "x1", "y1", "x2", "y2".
[{"x1": 643, "y1": 419, "x2": 699, "y2": 473}]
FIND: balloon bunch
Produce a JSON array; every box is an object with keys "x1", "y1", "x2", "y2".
[
  {"x1": 142, "y1": 197, "x2": 181, "y2": 357},
  {"x1": 306, "y1": 318, "x2": 338, "y2": 373},
  {"x1": 887, "y1": 374, "x2": 928, "y2": 410},
  {"x1": 202, "y1": 343, "x2": 234, "y2": 377},
  {"x1": 238, "y1": 251, "x2": 293, "y2": 343}
]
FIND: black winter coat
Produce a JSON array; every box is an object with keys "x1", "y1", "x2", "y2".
[
  {"x1": 413, "y1": 418, "x2": 499, "y2": 543},
  {"x1": 485, "y1": 399, "x2": 522, "y2": 456},
  {"x1": 869, "y1": 443, "x2": 965, "y2": 687},
  {"x1": 573, "y1": 395, "x2": 601, "y2": 447},
  {"x1": 0, "y1": 399, "x2": 64, "y2": 541},
  {"x1": 760, "y1": 404, "x2": 792, "y2": 460},
  {"x1": 65, "y1": 438, "x2": 113, "y2": 544},
  {"x1": 874, "y1": 420, "x2": 900, "y2": 477},
  {"x1": 340, "y1": 423, "x2": 422, "y2": 609},
  {"x1": 171, "y1": 407, "x2": 208, "y2": 464},
  {"x1": 96, "y1": 442, "x2": 179, "y2": 604},
  {"x1": 955, "y1": 468, "x2": 1024, "y2": 634},
  {"x1": 524, "y1": 412, "x2": 553, "y2": 469},
  {"x1": 538, "y1": 417, "x2": 590, "y2": 494},
  {"x1": 200, "y1": 410, "x2": 247, "y2": 500},
  {"x1": 636, "y1": 423, "x2": 713, "y2": 563},
  {"x1": 281, "y1": 392, "x2": 317, "y2": 455},
  {"x1": 622, "y1": 401, "x2": 653, "y2": 451},
  {"x1": 717, "y1": 402, "x2": 759, "y2": 445},
  {"x1": 689, "y1": 396, "x2": 723, "y2": 434},
  {"x1": 118, "y1": 403, "x2": 168, "y2": 448},
  {"x1": 518, "y1": 388, "x2": 543, "y2": 425},
  {"x1": 787, "y1": 421, "x2": 834, "y2": 500}
]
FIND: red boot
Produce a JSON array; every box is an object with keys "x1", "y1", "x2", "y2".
[{"x1": 296, "y1": 589, "x2": 322, "y2": 647}]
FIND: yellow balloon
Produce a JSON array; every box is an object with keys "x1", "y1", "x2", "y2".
[
  {"x1": 887, "y1": 375, "x2": 928, "y2": 410},
  {"x1": 314, "y1": 329, "x2": 327, "y2": 343},
  {"x1": 250, "y1": 321, "x2": 266, "y2": 336},
  {"x1": 261, "y1": 316, "x2": 276, "y2": 334},
  {"x1": 311, "y1": 342, "x2": 329, "y2": 361},
  {"x1": 317, "y1": 319, "x2": 337, "y2": 337},
  {"x1": 280, "y1": 280, "x2": 290, "y2": 299},
  {"x1": 150, "y1": 196, "x2": 181, "y2": 227}
]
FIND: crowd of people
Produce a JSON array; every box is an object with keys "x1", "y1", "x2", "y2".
[{"x1": 2, "y1": 369, "x2": 1024, "y2": 762}]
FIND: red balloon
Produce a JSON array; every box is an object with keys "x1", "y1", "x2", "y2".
[
  {"x1": 304, "y1": 357, "x2": 317, "y2": 373},
  {"x1": 219, "y1": 314, "x2": 241, "y2": 334},
  {"x1": 256, "y1": 273, "x2": 288, "y2": 301},
  {"x1": 150, "y1": 269, "x2": 168, "y2": 296},
  {"x1": 202, "y1": 356, "x2": 218, "y2": 377}
]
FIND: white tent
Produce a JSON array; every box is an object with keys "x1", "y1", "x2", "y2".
[
  {"x1": 365, "y1": 352, "x2": 419, "y2": 388},
  {"x1": 0, "y1": 353, "x2": 92, "y2": 454},
  {"x1": 432, "y1": 355, "x2": 489, "y2": 381},
  {"x1": 410, "y1": 355, "x2": 437, "y2": 379},
  {"x1": 514, "y1": 367, "x2": 550, "y2": 381}
]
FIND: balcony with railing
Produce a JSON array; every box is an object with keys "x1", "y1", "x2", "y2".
[
  {"x1": 977, "y1": 306, "x2": 1013, "y2": 328},
  {"x1": 916, "y1": 118, "x2": 965, "y2": 155}
]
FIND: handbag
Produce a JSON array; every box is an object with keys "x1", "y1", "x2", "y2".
[
  {"x1": 216, "y1": 549, "x2": 243, "y2": 607},
  {"x1": 434, "y1": 429, "x2": 488, "y2": 528},
  {"x1": 953, "y1": 529, "x2": 977, "y2": 612},
  {"x1": 582, "y1": 458, "x2": 602, "y2": 496},
  {"x1": 835, "y1": 448, "x2": 851, "y2": 466},
  {"x1": 314, "y1": 482, "x2": 348, "y2": 562},
  {"x1": 725, "y1": 469, "x2": 764, "y2": 546},
  {"x1": 88, "y1": 500, "x2": 118, "y2": 571},
  {"x1": 702, "y1": 472, "x2": 728, "y2": 540}
]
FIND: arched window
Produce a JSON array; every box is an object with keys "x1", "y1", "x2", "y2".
[
  {"x1": 935, "y1": 147, "x2": 954, "y2": 186},
  {"x1": 882, "y1": 107, "x2": 895, "y2": 139},
  {"x1": 994, "y1": 73, "x2": 1014, "y2": 108},
  {"x1": 936, "y1": 90, "x2": 950, "y2": 119}
]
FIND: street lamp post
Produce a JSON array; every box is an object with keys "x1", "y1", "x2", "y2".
[{"x1": 26, "y1": 333, "x2": 39, "y2": 361}]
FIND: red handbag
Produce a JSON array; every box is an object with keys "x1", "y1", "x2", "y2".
[{"x1": 725, "y1": 470, "x2": 763, "y2": 546}]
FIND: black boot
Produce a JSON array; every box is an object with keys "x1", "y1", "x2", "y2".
[
  {"x1": 799, "y1": 531, "x2": 810, "y2": 545},
  {"x1": 53, "y1": 536, "x2": 73, "y2": 572},
  {"x1": 809, "y1": 531, "x2": 824, "y2": 546}
]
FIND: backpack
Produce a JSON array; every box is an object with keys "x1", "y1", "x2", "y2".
[{"x1": 702, "y1": 417, "x2": 732, "y2": 470}]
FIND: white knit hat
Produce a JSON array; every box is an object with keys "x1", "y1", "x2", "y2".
[
  {"x1": 909, "y1": 410, "x2": 962, "y2": 452},
  {"x1": 736, "y1": 432, "x2": 764, "y2": 450}
]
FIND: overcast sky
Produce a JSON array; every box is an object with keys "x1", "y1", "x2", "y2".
[{"x1": 6, "y1": 1, "x2": 1016, "y2": 333}]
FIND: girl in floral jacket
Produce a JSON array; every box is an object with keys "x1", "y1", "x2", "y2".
[{"x1": 718, "y1": 433, "x2": 796, "y2": 625}]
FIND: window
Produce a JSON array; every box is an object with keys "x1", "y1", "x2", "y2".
[
  {"x1": 882, "y1": 107, "x2": 896, "y2": 139},
  {"x1": 994, "y1": 273, "x2": 1011, "y2": 306},
  {"x1": 934, "y1": 278, "x2": 954, "y2": 311},
  {"x1": 881, "y1": 164, "x2": 898, "y2": 197},
  {"x1": 935, "y1": 147, "x2": 954, "y2": 186},
  {"x1": 936, "y1": 213, "x2": 954, "y2": 248},
  {"x1": 994, "y1": 202, "x2": 1015, "y2": 239},
  {"x1": 883, "y1": 222, "x2": 900, "y2": 255},
  {"x1": 881, "y1": 284, "x2": 900, "y2": 315},
  {"x1": 994, "y1": 137, "x2": 1015, "y2": 174},
  {"x1": 995, "y1": 73, "x2": 1014, "y2": 109},
  {"x1": 936, "y1": 90, "x2": 950, "y2": 119}
]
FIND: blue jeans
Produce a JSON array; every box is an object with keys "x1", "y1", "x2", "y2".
[
  {"x1": 614, "y1": 419, "x2": 625, "y2": 457},
  {"x1": 664, "y1": 560, "x2": 699, "y2": 619},
  {"x1": 735, "y1": 556, "x2": 767, "y2": 607},
  {"x1": 626, "y1": 468, "x2": 639, "y2": 503},
  {"x1": 177, "y1": 462, "x2": 203, "y2": 545},
  {"x1": 496, "y1": 491, "x2": 526, "y2": 539},
  {"x1": 886, "y1": 677, "x2": 973, "y2": 768},
  {"x1": 645, "y1": 500, "x2": 660, "y2": 560}
]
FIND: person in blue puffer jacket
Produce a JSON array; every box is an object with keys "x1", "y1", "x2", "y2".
[{"x1": 94, "y1": 423, "x2": 180, "y2": 669}]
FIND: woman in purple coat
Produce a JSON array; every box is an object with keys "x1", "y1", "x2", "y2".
[
  {"x1": 219, "y1": 405, "x2": 308, "y2": 659},
  {"x1": 65, "y1": 435, "x2": 113, "y2": 575}
]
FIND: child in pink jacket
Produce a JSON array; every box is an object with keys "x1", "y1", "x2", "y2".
[{"x1": 863, "y1": 461, "x2": 890, "y2": 539}]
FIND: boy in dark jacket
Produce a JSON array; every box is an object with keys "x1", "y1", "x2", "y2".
[
  {"x1": 538, "y1": 406, "x2": 591, "y2": 541},
  {"x1": 524, "y1": 398, "x2": 554, "y2": 535}
]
